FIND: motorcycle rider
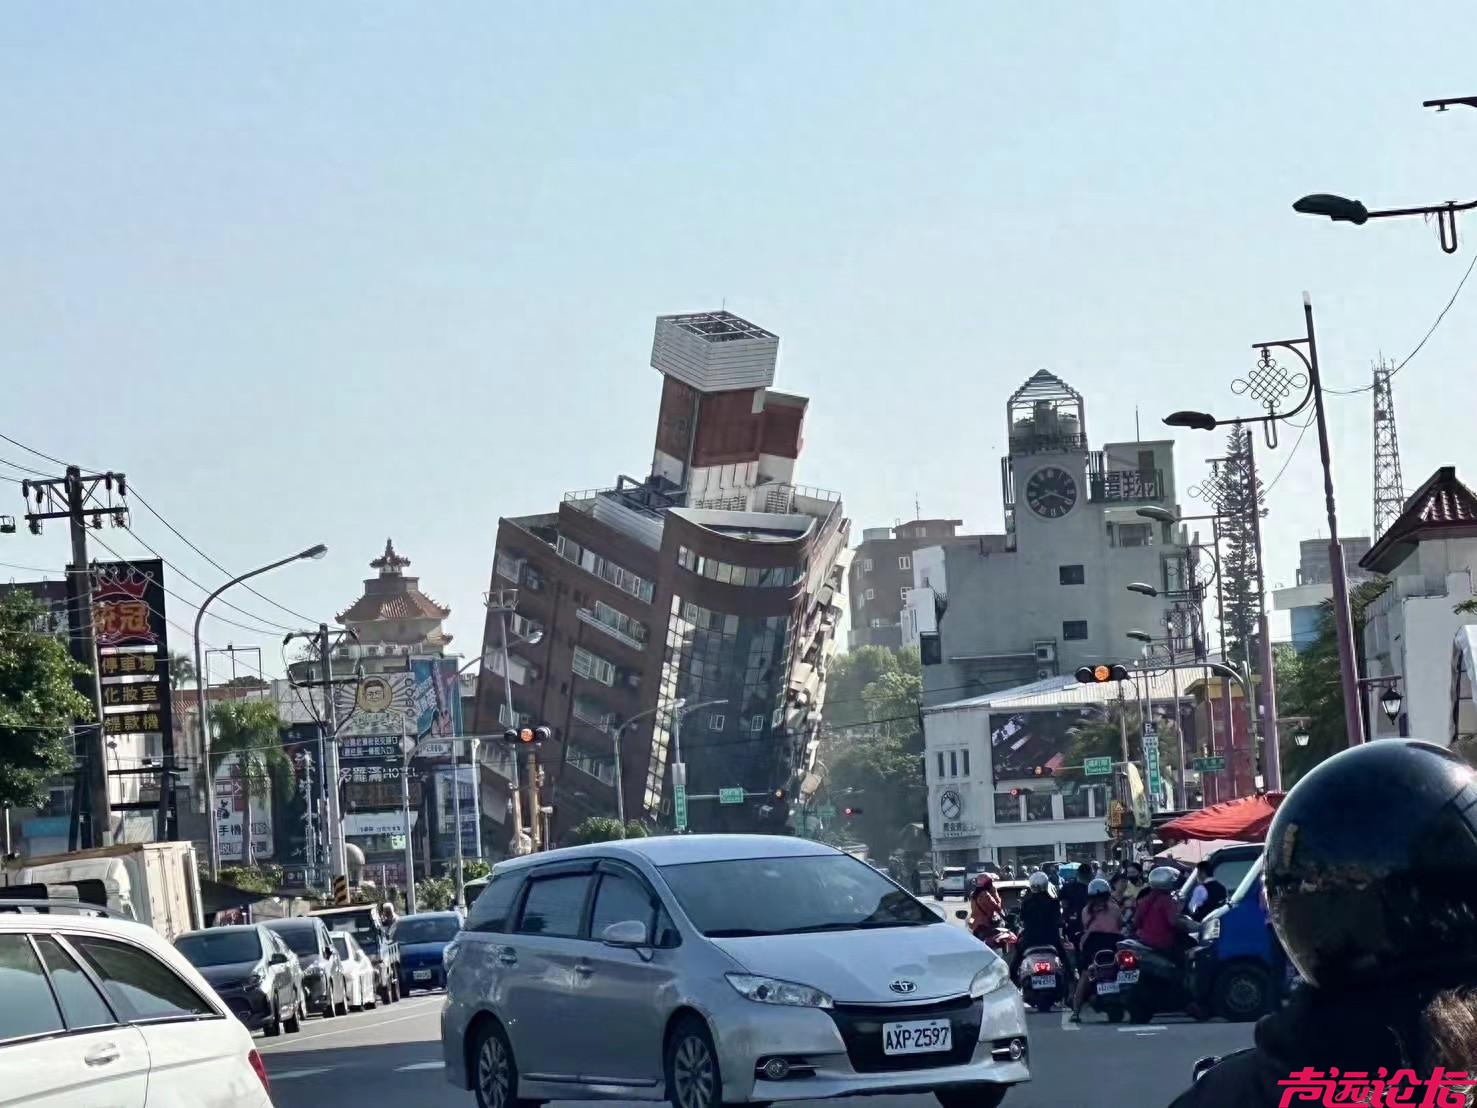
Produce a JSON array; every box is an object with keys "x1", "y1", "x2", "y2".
[
  {"x1": 1059, "y1": 861, "x2": 1094, "y2": 947},
  {"x1": 1008, "y1": 871, "x2": 1073, "y2": 985},
  {"x1": 1131, "y1": 866, "x2": 1188, "y2": 956},
  {"x1": 1168, "y1": 740, "x2": 1477, "y2": 1108},
  {"x1": 967, "y1": 873, "x2": 1007, "y2": 942},
  {"x1": 1070, "y1": 877, "x2": 1124, "y2": 1022}
]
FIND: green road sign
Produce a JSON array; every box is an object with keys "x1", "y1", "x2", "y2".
[
  {"x1": 1194, "y1": 756, "x2": 1227, "y2": 773},
  {"x1": 718, "y1": 787, "x2": 745, "y2": 805},
  {"x1": 389, "y1": 834, "x2": 406, "y2": 850},
  {"x1": 673, "y1": 784, "x2": 689, "y2": 831},
  {"x1": 1083, "y1": 756, "x2": 1113, "y2": 776}
]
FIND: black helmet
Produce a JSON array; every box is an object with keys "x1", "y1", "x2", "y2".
[{"x1": 1265, "y1": 739, "x2": 1477, "y2": 992}]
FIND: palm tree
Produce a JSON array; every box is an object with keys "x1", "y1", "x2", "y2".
[
  {"x1": 210, "y1": 699, "x2": 291, "y2": 868},
  {"x1": 169, "y1": 651, "x2": 196, "y2": 690}
]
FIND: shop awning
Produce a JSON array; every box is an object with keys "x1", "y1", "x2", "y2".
[{"x1": 1155, "y1": 792, "x2": 1285, "y2": 843}]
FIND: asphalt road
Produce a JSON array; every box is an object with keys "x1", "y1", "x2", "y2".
[
  {"x1": 260, "y1": 994, "x2": 1254, "y2": 1108},
  {"x1": 261, "y1": 897, "x2": 1248, "y2": 1107}
]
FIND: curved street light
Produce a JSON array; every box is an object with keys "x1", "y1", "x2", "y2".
[{"x1": 196, "y1": 543, "x2": 327, "y2": 880}]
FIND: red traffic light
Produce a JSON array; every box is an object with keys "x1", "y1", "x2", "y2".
[
  {"x1": 842, "y1": 806, "x2": 863, "y2": 817},
  {"x1": 1076, "y1": 664, "x2": 1130, "y2": 684},
  {"x1": 506, "y1": 726, "x2": 552, "y2": 746}
]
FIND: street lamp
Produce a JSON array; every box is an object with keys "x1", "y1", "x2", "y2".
[
  {"x1": 1126, "y1": 629, "x2": 1153, "y2": 644},
  {"x1": 196, "y1": 543, "x2": 326, "y2": 880},
  {"x1": 670, "y1": 697, "x2": 728, "y2": 833},
  {"x1": 1380, "y1": 684, "x2": 1404, "y2": 725},
  {"x1": 1293, "y1": 731, "x2": 1311, "y2": 748},
  {"x1": 1126, "y1": 582, "x2": 1158, "y2": 598},
  {"x1": 1163, "y1": 294, "x2": 1363, "y2": 757},
  {"x1": 1292, "y1": 94, "x2": 1477, "y2": 254}
]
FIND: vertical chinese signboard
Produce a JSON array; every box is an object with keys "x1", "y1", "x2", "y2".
[{"x1": 87, "y1": 559, "x2": 174, "y2": 839}]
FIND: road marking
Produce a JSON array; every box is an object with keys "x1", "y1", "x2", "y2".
[
  {"x1": 268, "y1": 1068, "x2": 334, "y2": 1081},
  {"x1": 1117, "y1": 1025, "x2": 1168, "y2": 1033},
  {"x1": 396, "y1": 1061, "x2": 445, "y2": 1072},
  {"x1": 260, "y1": 997, "x2": 442, "y2": 1052}
]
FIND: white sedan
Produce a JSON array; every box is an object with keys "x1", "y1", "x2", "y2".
[
  {"x1": 0, "y1": 900, "x2": 274, "y2": 1105},
  {"x1": 330, "y1": 931, "x2": 378, "y2": 1012}
]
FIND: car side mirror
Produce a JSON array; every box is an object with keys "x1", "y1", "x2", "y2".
[
  {"x1": 1193, "y1": 1056, "x2": 1219, "y2": 1082},
  {"x1": 954, "y1": 910, "x2": 968, "y2": 920},
  {"x1": 270, "y1": 952, "x2": 287, "y2": 965},
  {"x1": 600, "y1": 920, "x2": 650, "y2": 948}
]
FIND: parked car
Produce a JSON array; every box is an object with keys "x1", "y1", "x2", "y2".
[
  {"x1": 0, "y1": 898, "x2": 274, "y2": 1105},
  {"x1": 330, "y1": 931, "x2": 378, "y2": 1012},
  {"x1": 311, "y1": 905, "x2": 399, "y2": 1005},
  {"x1": 442, "y1": 835, "x2": 1029, "y2": 1108},
  {"x1": 262, "y1": 917, "x2": 348, "y2": 1018},
  {"x1": 934, "y1": 866, "x2": 967, "y2": 899},
  {"x1": 393, "y1": 911, "x2": 462, "y2": 994},
  {"x1": 463, "y1": 877, "x2": 490, "y2": 906},
  {"x1": 175, "y1": 924, "x2": 303, "y2": 1036}
]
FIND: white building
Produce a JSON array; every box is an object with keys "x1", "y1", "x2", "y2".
[
  {"x1": 921, "y1": 669, "x2": 1202, "y2": 870},
  {"x1": 904, "y1": 371, "x2": 1199, "y2": 701},
  {"x1": 1271, "y1": 538, "x2": 1376, "y2": 652},
  {"x1": 1360, "y1": 466, "x2": 1477, "y2": 742}
]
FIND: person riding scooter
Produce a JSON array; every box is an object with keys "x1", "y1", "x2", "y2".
[
  {"x1": 1070, "y1": 877, "x2": 1124, "y2": 1022},
  {"x1": 1059, "y1": 862, "x2": 1094, "y2": 947},
  {"x1": 967, "y1": 873, "x2": 1005, "y2": 935},
  {"x1": 1132, "y1": 866, "x2": 1191, "y2": 957},
  {"x1": 1009, "y1": 871, "x2": 1073, "y2": 985}
]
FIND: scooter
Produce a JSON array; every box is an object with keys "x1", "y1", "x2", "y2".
[
  {"x1": 1113, "y1": 939, "x2": 1192, "y2": 1024},
  {"x1": 1016, "y1": 945, "x2": 1069, "y2": 1013},
  {"x1": 1086, "y1": 948, "x2": 1126, "y2": 1023},
  {"x1": 955, "y1": 910, "x2": 1018, "y2": 957}
]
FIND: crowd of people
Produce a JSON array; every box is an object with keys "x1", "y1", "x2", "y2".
[{"x1": 966, "y1": 854, "x2": 1234, "y2": 1022}]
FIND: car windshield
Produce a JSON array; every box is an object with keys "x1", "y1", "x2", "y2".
[
  {"x1": 1229, "y1": 855, "x2": 1265, "y2": 907},
  {"x1": 175, "y1": 930, "x2": 261, "y2": 967},
  {"x1": 271, "y1": 926, "x2": 320, "y2": 957},
  {"x1": 660, "y1": 853, "x2": 937, "y2": 937},
  {"x1": 393, "y1": 917, "x2": 460, "y2": 945},
  {"x1": 331, "y1": 936, "x2": 350, "y2": 959}
]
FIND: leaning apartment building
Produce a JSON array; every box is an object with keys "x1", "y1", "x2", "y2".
[{"x1": 473, "y1": 311, "x2": 850, "y2": 843}]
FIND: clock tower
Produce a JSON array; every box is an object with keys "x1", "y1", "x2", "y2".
[{"x1": 1001, "y1": 371, "x2": 1090, "y2": 550}]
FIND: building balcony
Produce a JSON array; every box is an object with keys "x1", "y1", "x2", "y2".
[{"x1": 576, "y1": 606, "x2": 647, "y2": 652}]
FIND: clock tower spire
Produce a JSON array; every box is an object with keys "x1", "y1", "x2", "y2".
[{"x1": 1001, "y1": 370, "x2": 1089, "y2": 545}]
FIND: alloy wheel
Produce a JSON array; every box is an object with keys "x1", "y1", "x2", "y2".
[
  {"x1": 673, "y1": 1034, "x2": 716, "y2": 1108},
  {"x1": 476, "y1": 1033, "x2": 512, "y2": 1108}
]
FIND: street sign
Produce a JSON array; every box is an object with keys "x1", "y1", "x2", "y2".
[
  {"x1": 718, "y1": 787, "x2": 745, "y2": 805},
  {"x1": 389, "y1": 834, "x2": 407, "y2": 850},
  {"x1": 673, "y1": 784, "x2": 689, "y2": 832},
  {"x1": 1083, "y1": 756, "x2": 1113, "y2": 776},
  {"x1": 1144, "y1": 738, "x2": 1163, "y2": 811},
  {"x1": 1194, "y1": 756, "x2": 1227, "y2": 773}
]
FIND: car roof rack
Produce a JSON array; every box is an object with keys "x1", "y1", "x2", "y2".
[{"x1": 0, "y1": 897, "x2": 131, "y2": 921}]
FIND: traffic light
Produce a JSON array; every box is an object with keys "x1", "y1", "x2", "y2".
[
  {"x1": 1075, "y1": 664, "x2": 1130, "y2": 684},
  {"x1": 1009, "y1": 787, "x2": 1034, "y2": 798},
  {"x1": 842, "y1": 806, "x2": 864, "y2": 818},
  {"x1": 503, "y1": 726, "x2": 552, "y2": 746}
]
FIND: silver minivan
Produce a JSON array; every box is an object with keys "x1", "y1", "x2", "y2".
[{"x1": 441, "y1": 835, "x2": 1029, "y2": 1108}]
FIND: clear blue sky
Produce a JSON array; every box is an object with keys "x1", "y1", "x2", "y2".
[{"x1": 3, "y1": 2, "x2": 1475, "y2": 676}]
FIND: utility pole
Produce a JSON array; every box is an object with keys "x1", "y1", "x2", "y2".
[
  {"x1": 21, "y1": 466, "x2": 128, "y2": 849},
  {"x1": 1243, "y1": 433, "x2": 1282, "y2": 790},
  {"x1": 285, "y1": 624, "x2": 357, "y2": 902},
  {"x1": 528, "y1": 753, "x2": 542, "y2": 851}
]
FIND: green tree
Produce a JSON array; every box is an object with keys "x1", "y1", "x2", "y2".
[
  {"x1": 218, "y1": 863, "x2": 282, "y2": 896},
  {"x1": 563, "y1": 816, "x2": 649, "y2": 846},
  {"x1": 0, "y1": 592, "x2": 92, "y2": 810},
  {"x1": 462, "y1": 859, "x2": 491, "y2": 882},
  {"x1": 210, "y1": 698, "x2": 290, "y2": 866},
  {"x1": 824, "y1": 646, "x2": 920, "y2": 730},
  {"x1": 168, "y1": 651, "x2": 196, "y2": 690},
  {"x1": 1278, "y1": 580, "x2": 1391, "y2": 783},
  {"x1": 416, "y1": 876, "x2": 456, "y2": 911}
]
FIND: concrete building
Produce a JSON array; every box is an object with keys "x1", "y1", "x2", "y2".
[
  {"x1": 848, "y1": 520, "x2": 1004, "y2": 649},
  {"x1": 903, "y1": 370, "x2": 1198, "y2": 703},
  {"x1": 473, "y1": 311, "x2": 849, "y2": 843},
  {"x1": 1360, "y1": 467, "x2": 1477, "y2": 742},
  {"x1": 921, "y1": 669, "x2": 1206, "y2": 869},
  {"x1": 1272, "y1": 537, "x2": 1375, "y2": 652}
]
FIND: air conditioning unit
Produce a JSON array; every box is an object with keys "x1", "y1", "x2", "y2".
[{"x1": 1033, "y1": 641, "x2": 1057, "y2": 664}]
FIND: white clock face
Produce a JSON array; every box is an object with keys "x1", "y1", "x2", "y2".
[{"x1": 1026, "y1": 466, "x2": 1078, "y2": 519}]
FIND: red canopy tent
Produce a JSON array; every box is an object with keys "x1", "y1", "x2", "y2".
[{"x1": 1155, "y1": 792, "x2": 1285, "y2": 844}]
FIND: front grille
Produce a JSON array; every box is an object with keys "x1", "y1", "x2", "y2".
[{"x1": 827, "y1": 995, "x2": 981, "y2": 1074}]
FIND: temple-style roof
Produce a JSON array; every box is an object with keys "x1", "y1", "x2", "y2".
[{"x1": 335, "y1": 539, "x2": 452, "y2": 629}]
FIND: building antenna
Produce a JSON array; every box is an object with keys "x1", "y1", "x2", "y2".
[
  {"x1": 915, "y1": 492, "x2": 921, "y2": 521},
  {"x1": 1372, "y1": 357, "x2": 1405, "y2": 538},
  {"x1": 1135, "y1": 406, "x2": 1141, "y2": 440}
]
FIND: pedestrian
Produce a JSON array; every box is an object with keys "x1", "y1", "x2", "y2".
[
  {"x1": 1187, "y1": 860, "x2": 1228, "y2": 921},
  {"x1": 1168, "y1": 740, "x2": 1477, "y2": 1107}
]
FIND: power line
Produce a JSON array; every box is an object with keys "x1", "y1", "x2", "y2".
[
  {"x1": 121, "y1": 525, "x2": 296, "y2": 634},
  {"x1": 0, "y1": 432, "x2": 77, "y2": 469},
  {"x1": 1261, "y1": 414, "x2": 1316, "y2": 497}
]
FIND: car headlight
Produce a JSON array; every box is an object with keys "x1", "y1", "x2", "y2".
[
  {"x1": 725, "y1": 973, "x2": 834, "y2": 1009},
  {"x1": 970, "y1": 960, "x2": 1010, "y2": 998},
  {"x1": 1201, "y1": 916, "x2": 1221, "y2": 942}
]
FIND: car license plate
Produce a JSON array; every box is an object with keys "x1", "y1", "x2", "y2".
[
  {"x1": 1117, "y1": 969, "x2": 1140, "y2": 984},
  {"x1": 882, "y1": 1019, "x2": 952, "y2": 1056},
  {"x1": 1095, "y1": 980, "x2": 1119, "y2": 994},
  {"x1": 413, "y1": 969, "x2": 433, "y2": 980},
  {"x1": 1030, "y1": 974, "x2": 1056, "y2": 989}
]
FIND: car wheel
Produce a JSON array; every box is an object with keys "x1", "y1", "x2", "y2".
[
  {"x1": 336, "y1": 982, "x2": 349, "y2": 1017},
  {"x1": 471, "y1": 1021, "x2": 541, "y2": 1108},
  {"x1": 666, "y1": 1016, "x2": 721, "y2": 1108},
  {"x1": 284, "y1": 993, "x2": 302, "y2": 1034},
  {"x1": 263, "y1": 1014, "x2": 281, "y2": 1037},
  {"x1": 1128, "y1": 999, "x2": 1155, "y2": 1024},
  {"x1": 1213, "y1": 964, "x2": 1270, "y2": 1023},
  {"x1": 391, "y1": 975, "x2": 402, "y2": 1002},
  {"x1": 935, "y1": 1084, "x2": 1009, "y2": 1108},
  {"x1": 365, "y1": 982, "x2": 377, "y2": 1010},
  {"x1": 322, "y1": 991, "x2": 336, "y2": 1019}
]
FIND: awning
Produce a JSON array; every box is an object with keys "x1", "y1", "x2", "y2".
[
  {"x1": 1156, "y1": 792, "x2": 1284, "y2": 843},
  {"x1": 199, "y1": 877, "x2": 268, "y2": 915}
]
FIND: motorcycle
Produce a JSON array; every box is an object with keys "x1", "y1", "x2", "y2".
[
  {"x1": 1086, "y1": 948, "x2": 1126, "y2": 1023},
  {"x1": 1113, "y1": 939, "x2": 1192, "y2": 1024},
  {"x1": 1016, "y1": 945, "x2": 1069, "y2": 1012}
]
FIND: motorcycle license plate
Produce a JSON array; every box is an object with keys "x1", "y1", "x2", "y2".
[
  {"x1": 1117, "y1": 969, "x2": 1140, "y2": 984},
  {"x1": 1095, "y1": 980, "x2": 1119, "y2": 994},
  {"x1": 1030, "y1": 974, "x2": 1056, "y2": 989},
  {"x1": 882, "y1": 1019, "x2": 952, "y2": 1056},
  {"x1": 413, "y1": 970, "x2": 433, "y2": 980}
]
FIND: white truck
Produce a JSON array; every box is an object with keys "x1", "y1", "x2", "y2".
[{"x1": 0, "y1": 840, "x2": 205, "y2": 942}]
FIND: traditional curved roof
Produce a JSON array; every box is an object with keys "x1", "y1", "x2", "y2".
[{"x1": 335, "y1": 538, "x2": 451, "y2": 625}]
